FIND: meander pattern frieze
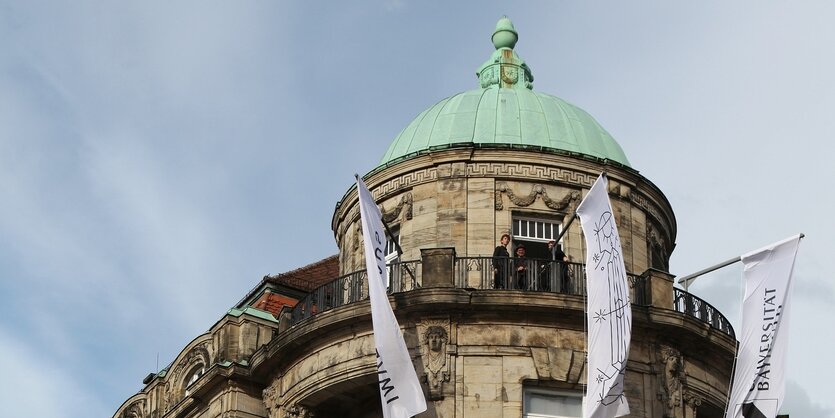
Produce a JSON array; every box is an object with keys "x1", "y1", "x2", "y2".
[
  {"x1": 467, "y1": 162, "x2": 598, "y2": 186},
  {"x1": 374, "y1": 168, "x2": 437, "y2": 197}
]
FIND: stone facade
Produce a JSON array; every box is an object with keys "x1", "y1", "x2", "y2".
[{"x1": 333, "y1": 148, "x2": 674, "y2": 280}]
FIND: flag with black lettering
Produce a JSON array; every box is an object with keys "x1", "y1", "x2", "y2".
[
  {"x1": 356, "y1": 176, "x2": 427, "y2": 418},
  {"x1": 725, "y1": 235, "x2": 801, "y2": 418},
  {"x1": 577, "y1": 173, "x2": 631, "y2": 418}
]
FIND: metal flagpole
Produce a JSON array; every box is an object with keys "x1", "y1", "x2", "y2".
[
  {"x1": 678, "y1": 256, "x2": 741, "y2": 291},
  {"x1": 553, "y1": 211, "x2": 577, "y2": 244},
  {"x1": 677, "y1": 233, "x2": 805, "y2": 291}
]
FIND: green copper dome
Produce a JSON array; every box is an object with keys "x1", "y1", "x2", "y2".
[{"x1": 379, "y1": 17, "x2": 630, "y2": 167}]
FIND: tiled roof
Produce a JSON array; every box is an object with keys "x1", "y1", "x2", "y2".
[{"x1": 264, "y1": 255, "x2": 339, "y2": 291}]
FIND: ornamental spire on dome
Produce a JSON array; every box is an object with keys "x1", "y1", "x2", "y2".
[{"x1": 476, "y1": 16, "x2": 534, "y2": 89}]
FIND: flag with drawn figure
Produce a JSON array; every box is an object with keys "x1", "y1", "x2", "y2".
[
  {"x1": 577, "y1": 173, "x2": 632, "y2": 418},
  {"x1": 356, "y1": 176, "x2": 427, "y2": 418},
  {"x1": 725, "y1": 235, "x2": 801, "y2": 418}
]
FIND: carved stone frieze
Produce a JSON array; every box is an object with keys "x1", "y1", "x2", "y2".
[
  {"x1": 121, "y1": 399, "x2": 145, "y2": 418},
  {"x1": 495, "y1": 182, "x2": 580, "y2": 211},
  {"x1": 648, "y1": 223, "x2": 671, "y2": 271},
  {"x1": 659, "y1": 345, "x2": 685, "y2": 418},
  {"x1": 263, "y1": 380, "x2": 281, "y2": 418},
  {"x1": 683, "y1": 391, "x2": 703, "y2": 418},
  {"x1": 417, "y1": 320, "x2": 452, "y2": 400},
  {"x1": 381, "y1": 192, "x2": 413, "y2": 223},
  {"x1": 163, "y1": 341, "x2": 212, "y2": 411},
  {"x1": 286, "y1": 403, "x2": 315, "y2": 418}
]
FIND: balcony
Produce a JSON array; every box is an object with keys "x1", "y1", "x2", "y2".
[{"x1": 288, "y1": 254, "x2": 734, "y2": 339}]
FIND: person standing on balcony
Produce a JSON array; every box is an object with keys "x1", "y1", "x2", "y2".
[
  {"x1": 492, "y1": 233, "x2": 511, "y2": 288},
  {"x1": 546, "y1": 240, "x2": 570, "y2": 292},
  {"x1": 514, "y1": 243, "x2": 529, "y2": 290}
]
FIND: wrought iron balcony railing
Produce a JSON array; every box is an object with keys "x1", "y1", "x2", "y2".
[
  {"x1": 674, "y1": 288, "x2": 735, "y2": 338},
  {"x1": 286, "y1": 256, "x2": 734, "y2": 338},
  {"x1": 453, "y1": 257, "x2": 647, "y2": 305},
  {"x1": 290, "y1": 260, "x2": 420, "y2": 325}
]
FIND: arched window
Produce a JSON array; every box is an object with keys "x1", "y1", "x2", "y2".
[{"x1": 183, "y1": 365, "x2": 205, "y2": 397}]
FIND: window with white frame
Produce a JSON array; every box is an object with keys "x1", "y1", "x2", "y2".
[
  {"x1": 384, "y1": 228, "x2": 400, "y2": 288},
  {"x1": 523, "y1": 387, "x2": 582, "y2": 418},
  {"x1": 384, "y1": 229, "x2": 399, "y2": 262},
  {"x1": 513, "y1": 217, "x2": 562, "y2": 243}
]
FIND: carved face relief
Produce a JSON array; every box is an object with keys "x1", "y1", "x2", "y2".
[{"x1": 425, "y1": 326, "x2": 447, "y2": 354}]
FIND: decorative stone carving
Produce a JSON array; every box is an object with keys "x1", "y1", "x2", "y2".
[
  {"x1": 648, "y1": 223, "x2": 670, "y2": 271},
  {"x1": 659, "y1": 345, "x2": 685, "y2": 418},
  {"x1": 263, "y1": 381, "x2": 280, "y2": 418},
  {"x1": 417, "y1": 321, "x2": 452, "y2": 400},
  {"x1": 121, "y1": 399, "x2": 145, "y2": 418},
  {"x1": 530, "y1": 347, "x2": 585, "y2": 384},
  {"x1": 163, "y1": 341, "x2": 212, "y2": 411},
  {"x1": 381, "y1": 191, "x2": 413, "y2": 223},
  {"x1": 683, "y1": 391, "x2": 703, "y2": 418},
  {"x1": 495, "y1": 182, "x2": 580, "y2": 211},
  {"x1": 287, "y1": 403, "x2": 315, "y2": 418}
]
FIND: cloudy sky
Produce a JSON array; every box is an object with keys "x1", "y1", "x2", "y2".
[{"x1": 1, "y1": 1, "x2": 833, "y2": 417}]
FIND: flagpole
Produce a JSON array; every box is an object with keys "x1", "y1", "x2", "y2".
[
  {"x1": 553, "y1": 211, "x2": 577, "y2": 244},
  {"x1": 677, "y1": 233, "x2": 805, "y2": 291},
  {"x1": 678, "y1": 256, "x2": 741, "y2": 291}
]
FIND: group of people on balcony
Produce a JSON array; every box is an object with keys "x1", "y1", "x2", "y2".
[{"x1": 492, "y1": 234, "x2": 570, "y2": 292}]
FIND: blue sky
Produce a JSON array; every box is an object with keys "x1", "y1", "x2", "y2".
[{"x1": 1, "y1": 2, "x2": 833, "y2": 417}]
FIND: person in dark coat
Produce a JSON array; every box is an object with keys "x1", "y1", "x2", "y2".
[
  {"x1": 514, "y1": 244, "x2": 529, "y2": 290},
  {"x1": 492, "y1": 233, "x2": 510, "y2": 288},
  {"x1": 546, "y1": 240, "x2": 570, "y2": 292}
]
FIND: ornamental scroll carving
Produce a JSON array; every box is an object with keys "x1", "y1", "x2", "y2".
[
  {"x1": 648, "y1": 223, "x2": 671, "y2": 271},
  {"x1": 120, "y1": 399, "x2": 145, "y2": 418},
  {"x1": 263, "y1": 380, "x2": 280, "y2": 418},
  {"x1": 683, "y1": 391, "x2": 703, "y2": 417},
  {"x1": 381, "y1": 191, "x2": 413, "y2": 223},
  {"x1": 418, "y1": 320, "x2": 452, "y2": 400},
  {"x1": 163, "y1": 341, "x2": 211, "y2": 412},
  {"x1": 659, "y1": 345, "x2": 685, "y2": 418},
  {"x1": 287, "y1": 403, "x2": 315, "y2": 418},
  {"x1": 495, "y1": 182, "x2": 580, "y2": 211}
]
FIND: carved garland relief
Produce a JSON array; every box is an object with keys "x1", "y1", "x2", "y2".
[{"x1": 494, "y1": 182, "x2": 580, "y2": 211}]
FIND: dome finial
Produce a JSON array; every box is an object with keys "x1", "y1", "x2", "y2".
[
  {"x1": 477, "y1": 16, "x2": 533, "y2": 89},
  {"x1": 492, "y1": 16, "x2": 518, "y2": 50}
]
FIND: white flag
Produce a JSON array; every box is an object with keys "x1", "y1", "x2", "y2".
[
  {"x1": 577, "y1": 174, "x2": 631, "y2": 418},
  {"x1": 725, "y1": 234, "x2": 801, "y2": 418},
  {"x1": 356, "y1": 176, "x2": 427, "y2": 418}
]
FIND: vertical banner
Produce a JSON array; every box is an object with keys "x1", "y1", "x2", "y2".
[
  {"x1": 356, "y1": 176, "x2": 427, "y2": 418},
  {"x1": 577, "y1": 173, "x2": 632, "y2": 418},
  {"x1": 725, "y1": 235, "x2": 801, "y2": 418}
]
